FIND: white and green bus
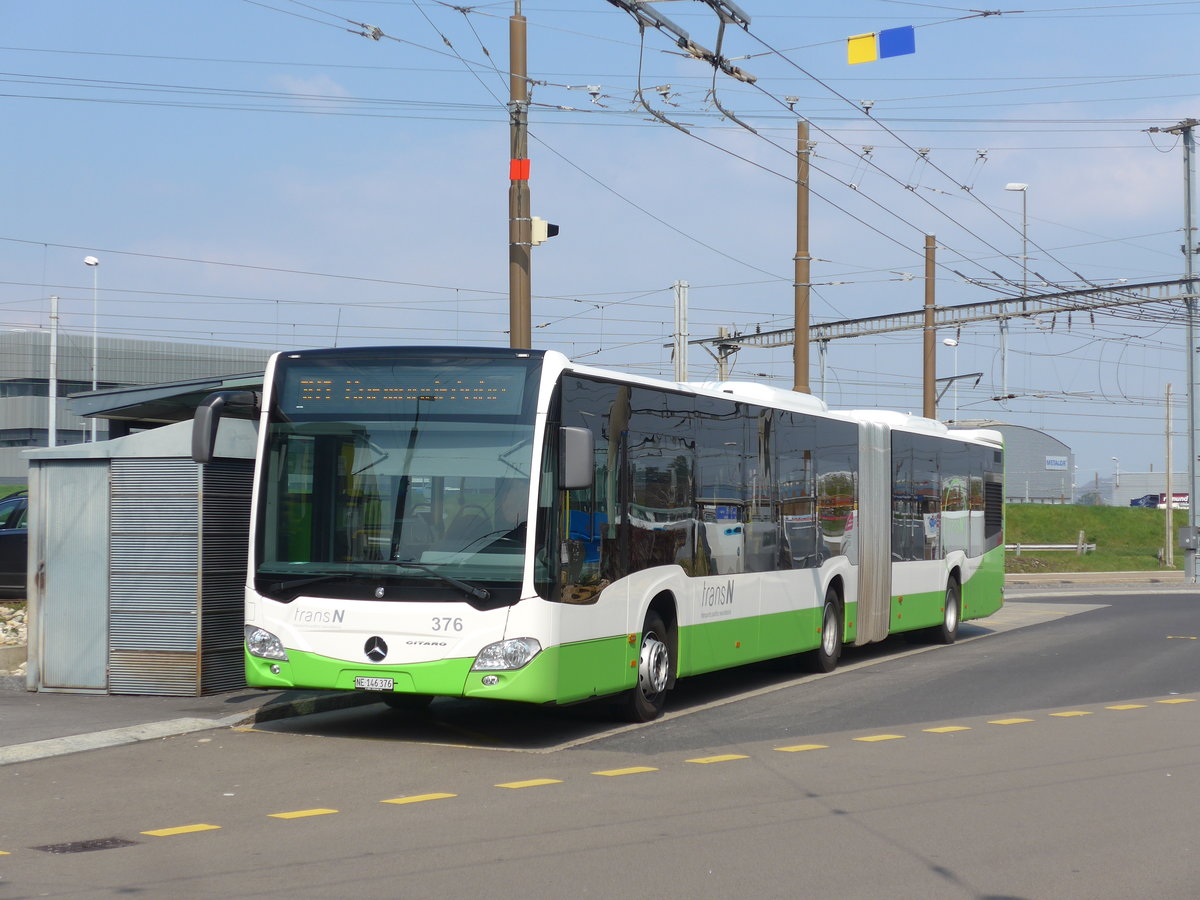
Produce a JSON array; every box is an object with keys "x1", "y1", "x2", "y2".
[{"x1": 193, "y1": 346, "x2": 1004, "y2": 721}]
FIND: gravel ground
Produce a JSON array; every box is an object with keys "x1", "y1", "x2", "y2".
[{"x1": 0, "y1": 602, "x2": 27, "y2": 677}]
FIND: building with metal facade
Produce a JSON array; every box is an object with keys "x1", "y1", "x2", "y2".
[
  {"x1": 1112, "y1": 472, "x2": 1188, "y2": 508},
  {"x1": 0, "y1": 330, "x2": 268, "y2": 483},
  {"x1": 957, "y1": 420, "x2": 1075, "y2": 504}
]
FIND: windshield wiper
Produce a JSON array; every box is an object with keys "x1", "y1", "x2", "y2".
[
  {"x1": 388, "y1": 560, "x2": 491, "y2": 601},
  {"x1": 263, "y1": 573, "x2": 347, "y2": 592}
]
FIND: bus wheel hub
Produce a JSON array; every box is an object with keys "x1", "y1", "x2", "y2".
[{"x1": 640, "y1": 636, "x2": 670, "y2": 695}]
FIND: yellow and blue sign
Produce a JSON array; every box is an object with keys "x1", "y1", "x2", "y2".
[{"x1": 847, "y1": 25, "x2": 915, "y2": 65}]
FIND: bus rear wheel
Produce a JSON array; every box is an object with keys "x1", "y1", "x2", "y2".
[
  {"x1": 801, "y1": 589, "x2": 842, "y2": 673},
  {"x1": 931, "y1": 581, "x2": 960, "y2": 644},
  {"x1": 622, "y1": 611, "x2": 673, "y2": 723},
  {"x1": 910, "y1": 580, "x2": 960, "y2": 644}
]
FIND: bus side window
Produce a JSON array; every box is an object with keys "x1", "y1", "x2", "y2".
[{"x1": 559, "y1": 377, "x2": 612, "y2": 603}]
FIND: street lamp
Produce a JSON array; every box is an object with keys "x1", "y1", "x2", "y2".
[
  {"x1": 83, "y1": 256, "x2": 99, "y2": 442},
  {"x1": 1111, "y1": 456, "x2": 1120, "y2": 492},
  {"x1": 943, "y1": 337, "x2": 959, "y2": 423},
  {"x1": 1004, "y1": 182, "x2": 1029, "y2": 297}
]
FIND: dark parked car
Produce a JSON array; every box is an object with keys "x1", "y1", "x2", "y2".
[{"x1": 0, "y1": 491, "x2": 28, "y2": 599}]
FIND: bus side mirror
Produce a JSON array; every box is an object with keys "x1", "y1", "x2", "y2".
[
  {"x1": 192, "y1": 390, "x2": 258, "y2": 464},
  {"x1": 560, "y1": 426, "x2": 594, "y2": 490}
]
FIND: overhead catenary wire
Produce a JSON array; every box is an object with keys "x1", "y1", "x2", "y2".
[
  {"x1": 0, "y1": 1, "x2": 1190, "y2": 439},
  {"x1": 604, "y1": 6, "x2": 1044, "y2": 297}
]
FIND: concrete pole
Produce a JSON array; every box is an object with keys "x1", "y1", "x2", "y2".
[
  {"x1": 818, "y1": 341, "x2": 827, "y2": 398},
  {"x1": 1165, "y1": 120, "x2": 1200, "y2": 579},
  {"x1": 1167, "y1": 383, "x2": 1175, "y2": 566},
  {"x1": 793, "y1": 120, "x2": 811, "y2": 393},
  {"x1": 922, "y1": 235, "x2": 936, "y2": 418},
  {"x1": 673, "y1": 280, "x2": 689, "y2": 382},
  {"x1": 48, "y1": 295, "x2": 58, "y2": 448},
  {"x1": 1000, "y1": 318, "x2": 1008, "y2": 397},
  {"x1": 83, "y1": 256, "x2": 99, "y2": 441}
]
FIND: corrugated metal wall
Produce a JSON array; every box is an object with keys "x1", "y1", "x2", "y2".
[
  {"x1": 0, "y1": 330, "x2": 268, "y2": 384},
  {"x1": 108, "y1": 457, "x2": 251, "y2": 696},
  {"x1": 200, "y1": 460, "x2": 254, "y2": 693}
]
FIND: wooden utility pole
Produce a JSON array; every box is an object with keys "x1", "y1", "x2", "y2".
[
  {"x1": 922, "y1": 235, "x2": 936, "y2": 418},
  {"x1": 508, "y1": 2, "x2": 531, "y2": 348},
  {"x1": 793, "y1": 120, "x2": 811, "y2": 393}
]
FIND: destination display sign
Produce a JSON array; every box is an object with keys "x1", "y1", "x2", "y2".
[{"x1": 275, "y1": 359, "x2": 535, "y2": 418}]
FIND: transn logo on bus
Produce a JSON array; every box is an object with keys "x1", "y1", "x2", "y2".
[
  {"x1": 292, "y1": 608, "x2": 345, "y2": 626},
  {"x1": 699, "y1": 581, "x2": 736, "y2": 620}
]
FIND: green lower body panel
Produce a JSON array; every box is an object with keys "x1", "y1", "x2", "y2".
[
  {"x1": 677, "y1": 600, "x2": 857, "y2": 678},
  {"x1": 892, "y1": 548, "x2": 1006, "y2": 635},
  {"x1": 890, "y1": 586, "x2": 946, "y2": 633},
  {"x1": 247, "y1": 589, "x2": 875, "y2": 705},
  {"x1": 246, "y1": 632, "x2": 638, "y2": 706},
  {"x1": 466, "y1": 633, "x2": 637, "y2": 704},
  {"x1": 246, "y1": 650, "x2": 477, "y2": 697},
  {"x1": 962, "y1": 546, "x2": 1005, "y2": 621}
]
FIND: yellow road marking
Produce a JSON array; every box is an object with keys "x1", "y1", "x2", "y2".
[
  {"x1": 496, "y1": 778, "x2": 563, "y2": 789},
  {"x1": 141, "y1": 824, "x2": 221, "y2": 837},
  {"x1": 592, "y1": 766, "x2": 658, "y2": 777},
  {"x1": 1166, "y1": 636, "x2": 1198, "y2": 640},
  {"x1": 0, "y1": 850, "x2": 9, "y2": 855},
  {"x1": 112, "y1": 696, "x2": 1200, "y2": 845},
  {"x1": 382, "y1": 793, "x2": 457, "y2": 805}
]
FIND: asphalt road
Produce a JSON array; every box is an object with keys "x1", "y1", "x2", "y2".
[{"x1": 1, "y1": 589, "x2": 1199, "y2": 899}]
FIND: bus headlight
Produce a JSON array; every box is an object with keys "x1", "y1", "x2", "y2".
[
  {"x1": 472, "y1": 637, "x2": 542, "y2": 671},
  {"x1": 244, "y1": 625, "x2": 288, "y2": 661}
]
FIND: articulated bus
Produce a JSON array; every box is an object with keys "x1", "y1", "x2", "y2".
[{"x1": 193, "y1": 346, "x2": 1004, "y2": 722}]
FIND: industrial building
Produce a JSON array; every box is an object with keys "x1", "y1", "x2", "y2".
[
  {"x1": 957, "y1": 420, "x2": 1075, "y2": 504},
  {"x1": 0, "y1": 330, "x2": 269, "y2": 484},
  {"x1": 1112, "y1": 472, "x2": 1189, "y2": 508}
]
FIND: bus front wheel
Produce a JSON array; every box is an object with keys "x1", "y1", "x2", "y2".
[{"x1": 622, "y1": 611, "x2": 673, "y2": 723}]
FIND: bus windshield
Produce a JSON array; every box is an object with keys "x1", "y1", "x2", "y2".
[{"x1": 256, "y1": 353, "x2": 542, "y2": 598}]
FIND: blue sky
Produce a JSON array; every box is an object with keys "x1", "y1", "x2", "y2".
[{"x1": 2, "y1": 1, "x2": 1199, "y2": 482}]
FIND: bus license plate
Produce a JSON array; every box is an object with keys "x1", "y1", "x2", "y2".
[{"x1": 354, "y1": 677, "x2": 395, "y2": 691}]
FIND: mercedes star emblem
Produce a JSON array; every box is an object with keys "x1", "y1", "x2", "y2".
[{"x1": 364, "y1": 636, "x2": 388, "y2": 662}]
